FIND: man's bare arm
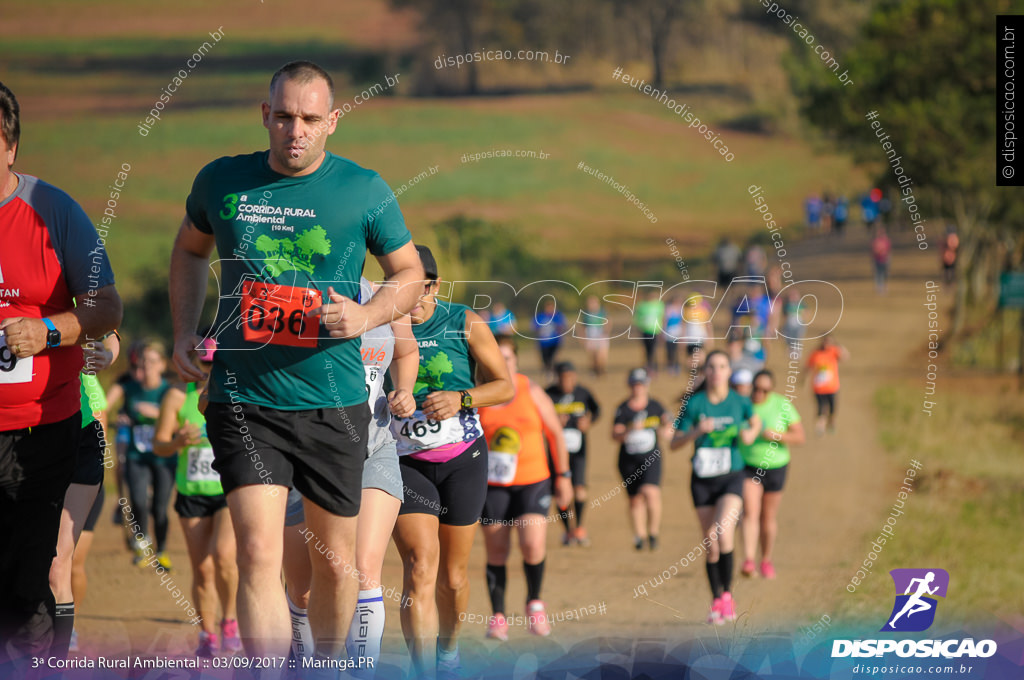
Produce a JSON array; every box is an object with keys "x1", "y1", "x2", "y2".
[
  {"x1": 169, "y1": 216, "x2": 216, "y2": 381},
  {"x1": 370, "y1": 241, "x2": 427, "y2": 324},
  {"x1": 0, "y1": 285, "x2": 121, "y2": 359},
  {"x1": 314, "y1": 241, "x2": 425, "y2": 339}
]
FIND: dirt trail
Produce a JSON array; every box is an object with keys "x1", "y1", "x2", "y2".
[{"x1": 74, "y1": 227, "x2": 938, "y2": 670}]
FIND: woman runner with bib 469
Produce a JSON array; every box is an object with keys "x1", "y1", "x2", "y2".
[
  {"x1": 670, "y1": 350, "x2": 761, "y2": 625},
  {"x1": 390, "y1": 246, "x2": 513, "y2": 680}
]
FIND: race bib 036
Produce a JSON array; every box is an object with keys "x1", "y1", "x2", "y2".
[{"x1": 240, "y1": 281, "x2": 323, "y2": 348}]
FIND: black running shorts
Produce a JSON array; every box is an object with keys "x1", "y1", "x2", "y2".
[
  {"x1": 174, "y1": 492, "x2": 228, "y2": 519},
  {"x1": 744, "y1": 464, "x2": 788, "y2": 493},
  {"x1": 397, "y1": 438, "x2": 488, "y2": 526},
  {"x1": 690, "y1": 470, "x2": 744, "y2": 507},
  {"x1": 815, "y1": 392, "x2": 837, "y2": 417},
  {"x1": 206, "y1": 401, "x2": 370, "y2": 518},
  {"x1": 71, "y1": 420, "x2": 105, "y2": 486},
  {"x1": 618, "y1": 449, "x2": 662, "y2": 496},
  {"x1": 481, "y1": 479, "x2": 552, "y2": 525}
]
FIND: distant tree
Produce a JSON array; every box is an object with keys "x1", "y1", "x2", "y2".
[
  {"x1": 790, "y1": 0, "x2": 1023, "y2": 335},
  {"x1": 391, "y1": 0, "x2": 617, "y2": 94},
  {"x1": 392, "y1": 0, "x2": 495, "y2": 94},
  {"x1": 609, "y1": 0, "x2": 703, "y2": 89},
  {"x1": 737, "y1": 0, "x2": 867, "y2": 54}
]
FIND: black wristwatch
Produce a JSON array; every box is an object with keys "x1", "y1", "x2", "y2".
[
  {"x1": 559, "y1": 470, "x2": 572, "y2": 479},
  {"x1": 459, "y1": 390, "x2": 473, "y2": 410},
  {"x1": 42, "y1": 317, "x2": 61, "y2": 349}
]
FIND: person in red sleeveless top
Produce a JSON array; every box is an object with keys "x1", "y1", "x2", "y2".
[
  {"x1": 0, "y1": 82, "x2": 122, "y2": 669},
  {"x1": 477, "y1": 336, "x2": 572, "y2": 641}
]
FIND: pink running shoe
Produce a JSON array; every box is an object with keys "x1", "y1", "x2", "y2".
[
  {"x1": 527, "y1": 600, "x2": 551, "y2": 636},
  {"x1": 196, "y1": 630, "x2": 219, "y2": 658},
  {"x1": 220, "y1": 618, "x2": 242, "y2": 654},
  {"x1": 741, "y1": 559, "x2": 757, "y2": 577},
  {"x1": 760, "y1": 561, "x2": 777, "y2": 579},
  {"x1": 720, "y1": 592, "x2": 737, "y2": 622},
  {"x1": 486, "y1": 613, "x2": 509, "y2": 641},
  {"x1": 707, "y1": 598, "x2": 724, "y2": 625}
]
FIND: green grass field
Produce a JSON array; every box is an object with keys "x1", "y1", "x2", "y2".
[
  {"x1": 2, "y1": 21, "x2": 866, "y2": 302},
  {"x1": 14, "y1": 93, "x2": 864, "y2": 296},
  {"x1": 831, "y1": 381, "x2": 1024, "y2": 624}
]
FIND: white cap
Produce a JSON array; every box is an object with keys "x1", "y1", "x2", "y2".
[{"x1": 731, "y1": 368, "x2": 754, "y2": 386}]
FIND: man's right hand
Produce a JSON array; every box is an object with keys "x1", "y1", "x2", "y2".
[{"x1": 173, "y1": 334, "x2": 208, "y2": 383}]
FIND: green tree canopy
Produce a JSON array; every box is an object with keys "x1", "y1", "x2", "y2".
[{"x1": 790, "y1": 0, "x2": 1024, "y2": 333}]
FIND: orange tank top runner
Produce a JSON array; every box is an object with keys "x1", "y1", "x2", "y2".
[{"x1": 479, "y1": 373, "x2": 561, "y2": 487}]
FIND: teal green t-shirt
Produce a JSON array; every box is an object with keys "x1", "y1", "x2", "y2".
[
  {"x1": 674, "y1": 389, "x2": 753, "y2": 477},
  {"x1": 411, "y1": 301, "x2": 476, "y2": 404},
  {"x1": 186, "y1": 151, "x2": 412, "y2": 409},
  {"x1": 123, "y1": 379, "x2": 170, "y2": 462},
  {"x1": 740, "y1": 392, "x2": 801, "y2": 469}
]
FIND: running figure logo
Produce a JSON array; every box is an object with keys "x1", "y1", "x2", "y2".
[{"x1": 881, "y1": 568, "x2": 949, "y2": 632}]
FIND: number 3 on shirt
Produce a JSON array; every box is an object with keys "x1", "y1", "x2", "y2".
[{"x1": 220, "y1": 193, "x2": 239, "y2": 220}]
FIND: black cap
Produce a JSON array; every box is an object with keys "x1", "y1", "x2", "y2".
[
  {"x1": 628, "y1": 367, "x2": 649, "y2": 385},
  {"x1": 415, "y1": 245, "x2": 438, "y2": 280},
  {"x1": 555, "y1": 361, "x2": 576, "y2": 374}
]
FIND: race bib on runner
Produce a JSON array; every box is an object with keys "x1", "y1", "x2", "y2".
[
  {"x1": 393, "y1": 411, "x2": 465, "y2": 450},
  {"x1": 0, "y1": 335, "x2": 32, "y2": 384},
  {"x1": 487, "y1": 451, "x2": 518, "y2": 485},
  {"x1": 185, "y1": 446, "x2": 220, "y2": 483},
  {"x1": 813, "y1": 368, "x2": 833, "y2": 387},
  {"x1": 694, "y1": 446, "x2": 732, "y2": 478},
  {"x1": 564, "y1": 428, "x2": 583, "y2": 454},
  {"x1": 624, "y1": 429, "x2": 657, "y2": 455},
  {"x1": 364, "y1": 365, "x2": 384, "y2": 406},
  {"x1": 132, "y1": 424, "x2": 155, "y2": 453},
  {"x1": 240, "y1": 281, "x2": 323, "y2": 348}
]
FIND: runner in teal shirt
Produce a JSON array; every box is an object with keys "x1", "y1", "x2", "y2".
[
  {"x1": 184, "y1": 149, "x2": 411, "y2": 410},
  {"x1": 671, "y1": 349, "x2": 760, "y2": 626},
  {"x1": 168, "y1": 61, "x2": 425, "y2": 665}
]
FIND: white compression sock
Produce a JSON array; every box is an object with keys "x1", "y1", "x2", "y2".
[
  {"x1": 287, "y1": 592, "x2": 314, "y2": 661},
  {"x1": 346, "y1": 587, "x2": 385, "y2": 677}
]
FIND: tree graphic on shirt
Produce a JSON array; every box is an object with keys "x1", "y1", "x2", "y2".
[
  {"x1": 254, "y1": 226, "x2": 332, "y2": 276},
  {"x1": 415, "y1": 352, "x2": 454, "y2": 394}
]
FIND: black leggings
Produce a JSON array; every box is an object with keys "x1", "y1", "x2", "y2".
[
  {"x1": 642, "y1": 333, "x2": 658, "y2": 369},
  {"x1": 665, "y1": 338, "x2": 680, "y2": 369},
  {"x1": 125, "y1": 456, "x2": 176, "y2": 553}
]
